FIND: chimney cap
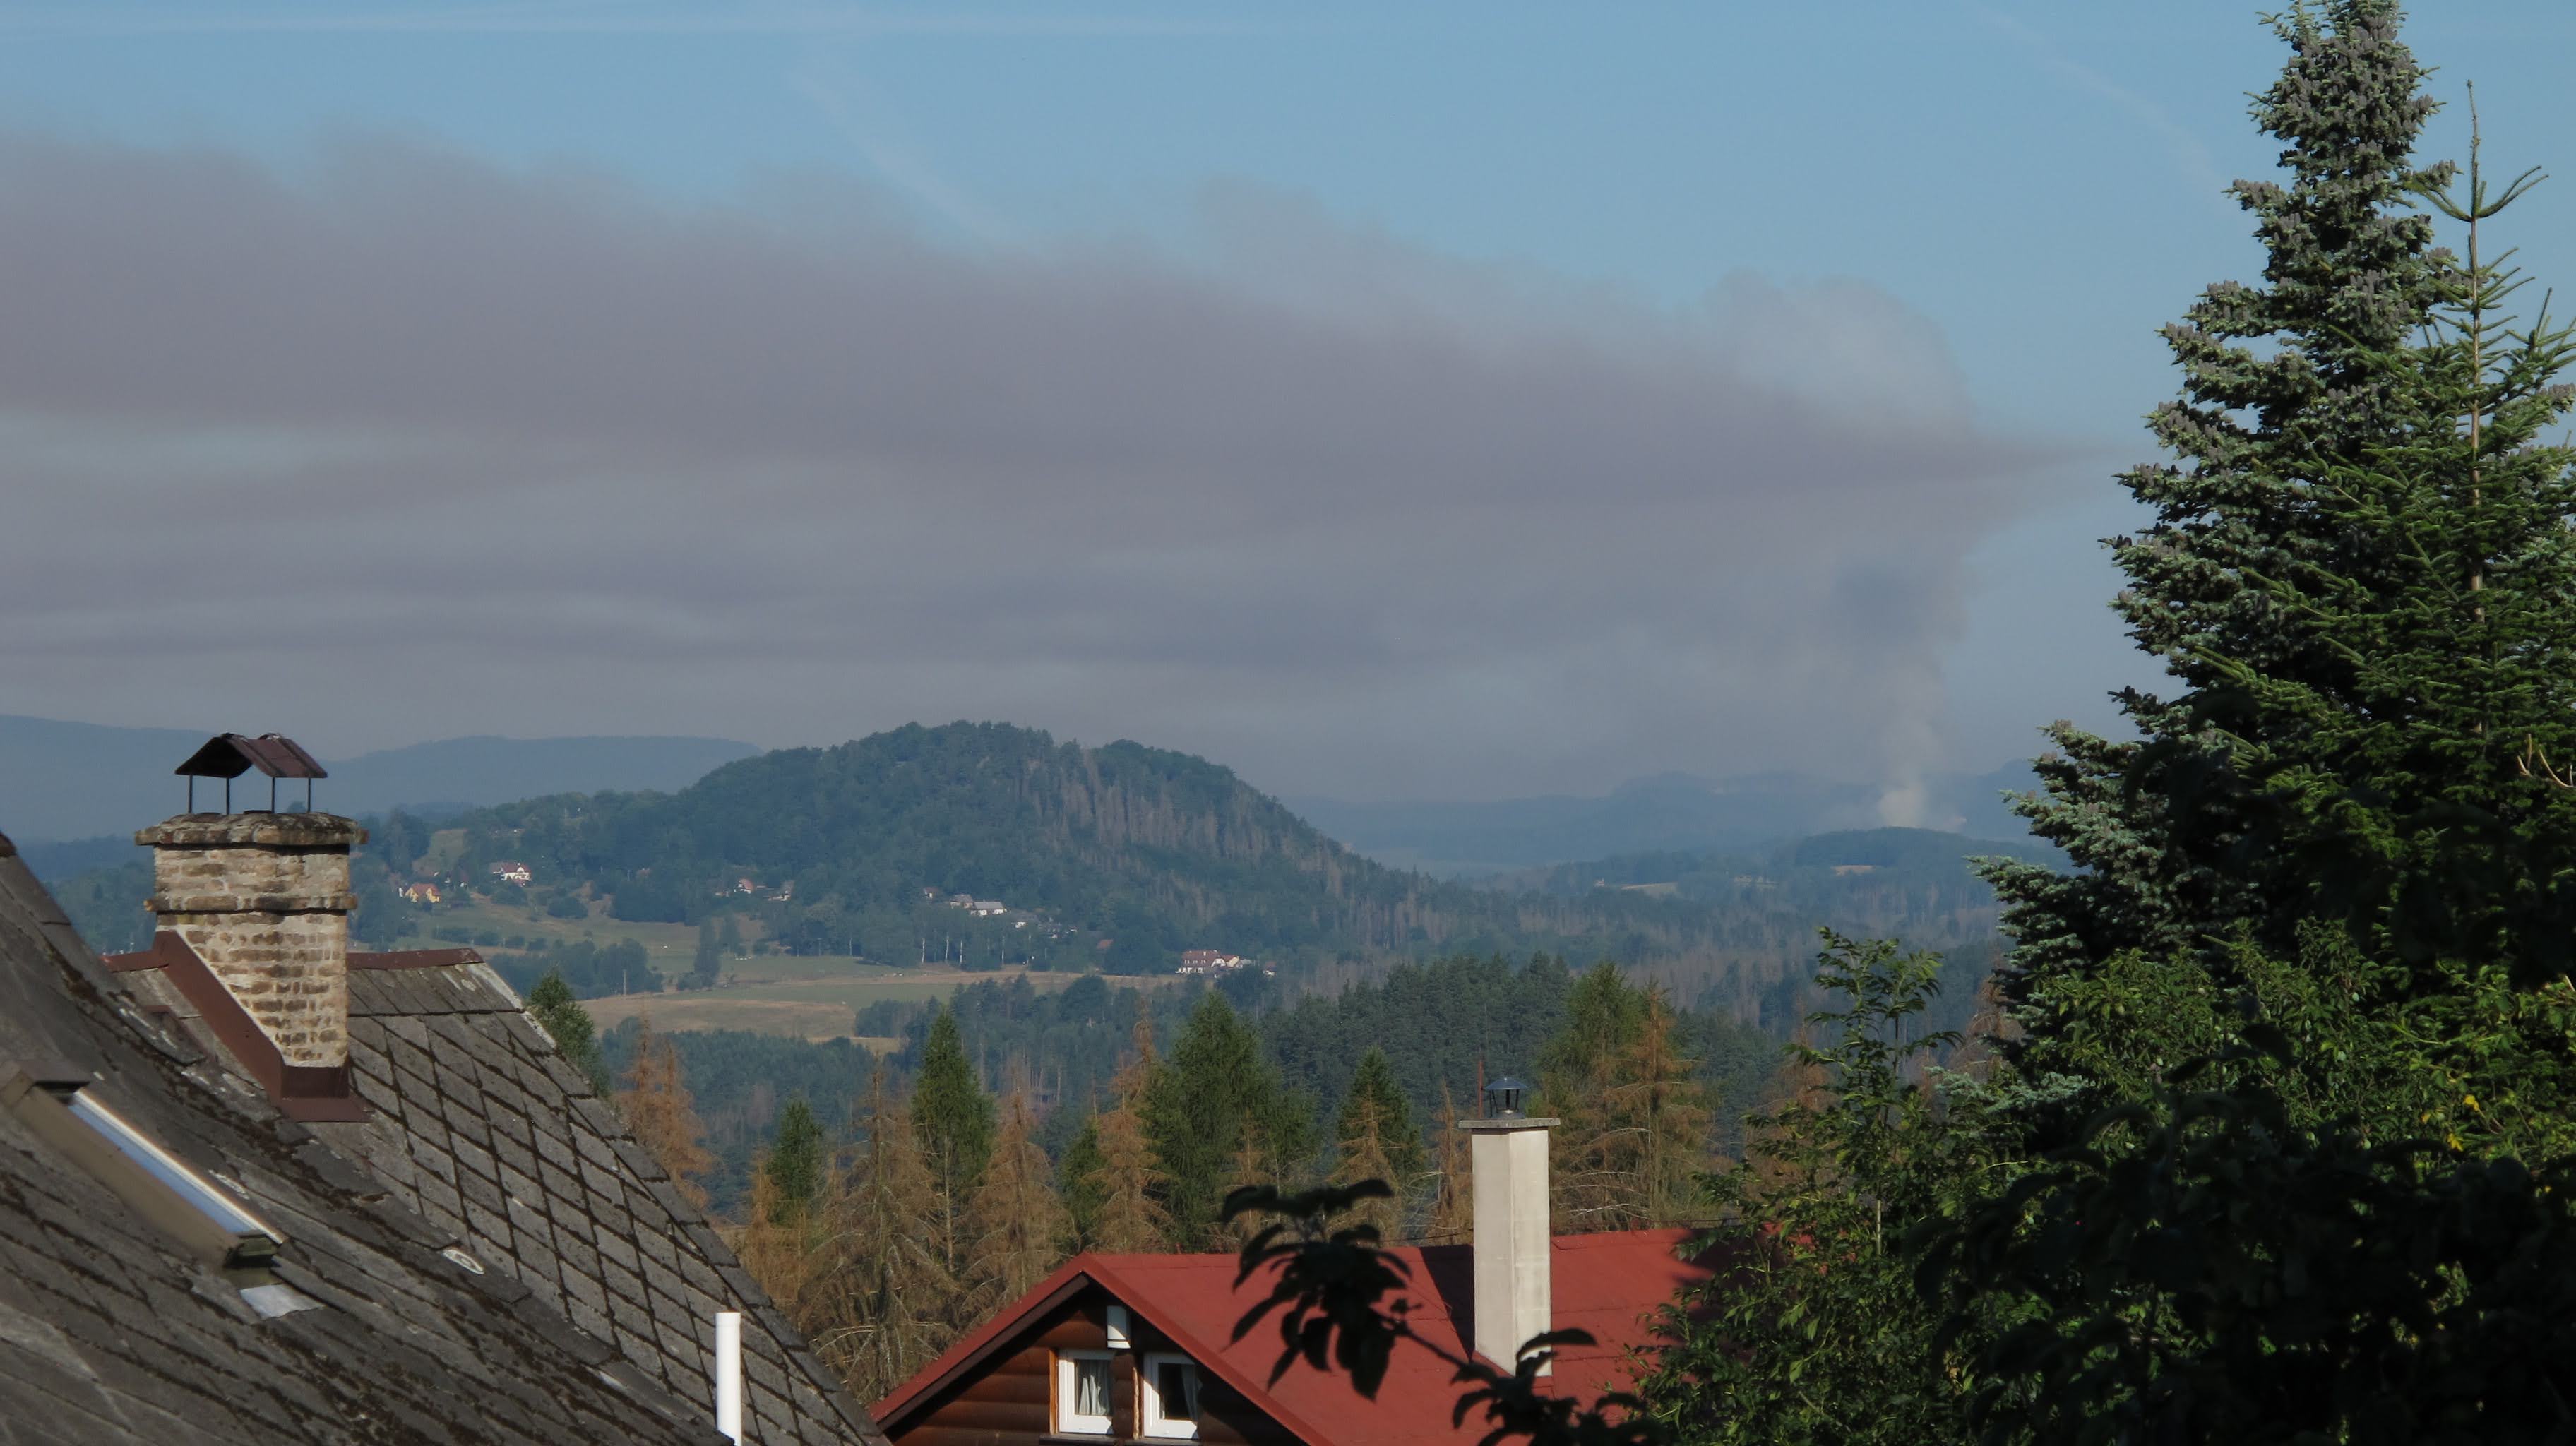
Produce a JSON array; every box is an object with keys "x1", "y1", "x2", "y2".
[
  {"x1": 174, "y1": 734, "x2": 328, "y2": 781},
  {"x1": 1483, "y1": 1076, "x2": 1534, "y2": 1118}
]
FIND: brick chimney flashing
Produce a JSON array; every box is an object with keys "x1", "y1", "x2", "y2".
[{"x1": 137, "y1": 811, "x2": 365, "y2": 1074}]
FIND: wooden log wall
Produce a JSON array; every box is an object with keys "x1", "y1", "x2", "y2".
[{"x1": 888, "y1": 1284, "x2": 1302, "y2": 1446}]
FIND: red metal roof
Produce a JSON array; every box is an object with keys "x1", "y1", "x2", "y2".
[{"x1": 875, "y1": 1229, "x2": 1713, "y2": 1446}]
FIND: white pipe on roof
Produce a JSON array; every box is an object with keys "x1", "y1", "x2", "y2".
[{"x1": 715, "y1": 1310, "x2": 744, "y2": 1442}]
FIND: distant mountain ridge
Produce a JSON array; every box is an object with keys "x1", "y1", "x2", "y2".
[
  {"x1": 431, "y1": 722, "x2": 1734, "y2": 974},
  {"x1": 1287, "y1": 763, "x2": 2040, "y2": 876},
  {"x1": 0, "y1": 712, "x2": 757, "y2": 844},
  {"x1": 395, "y1": 723, "x2": 2037, "y2": 1023}
]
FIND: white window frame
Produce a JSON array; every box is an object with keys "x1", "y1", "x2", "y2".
[
  {"x1": 1138, "y1": 1351, "x2": 1201, "y2": 1440},
  {"x1": 1055, "y1": 1349, "x2": 1114, "y2": 1435}
]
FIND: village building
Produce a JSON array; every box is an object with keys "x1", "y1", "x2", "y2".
[
  {"x1": 489, "y1": 860, "x2": 535, "y2": 885},
  {"x1": 0, "y1": 734, "x2": 882, "y2": 1445},
  {"x1": 871, "y1": 1082, "x2": 1712, "y2": 1446},
  {"x1": 1174, "y1": 950, "x2": 1248, "y2": 976},
  {"x1": 398, "y1": 880, "x2": 443, "y2": 904}
]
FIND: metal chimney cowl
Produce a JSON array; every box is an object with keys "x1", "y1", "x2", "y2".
[
  {"x1": 1457, "y1": 1078, "x2": 1560, "y2": 1376},
  {"x1": 134, "y1": 809, "x2": 368, "y2": 1071}
]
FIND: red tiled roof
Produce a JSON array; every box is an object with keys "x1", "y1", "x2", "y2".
[{"x1": 874, "y1": 1229, "x2": 1712, "y2": 1446}]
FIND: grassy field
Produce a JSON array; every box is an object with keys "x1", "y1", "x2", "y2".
[
  {"x1": 414, "y1": 891, "x2": 1179, "y2": 1041},
  {"x1": 583, "y1": 964, "x2": 1112, "y2": 1040},
  {"x1": 423, "y1": 896, "x2": 701, "y2": 972}
]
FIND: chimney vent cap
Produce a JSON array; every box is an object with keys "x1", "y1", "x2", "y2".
[
  {"x1": 1483, "y1": 1076, "x2": 1534, "y2": 1119},
  {"x1": 174, "y1": 734, "x2": 328, "y2": 781}
]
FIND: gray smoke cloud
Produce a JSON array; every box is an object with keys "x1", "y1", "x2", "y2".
[{"x1": 0, "y1": 134, "x2": 2057, "y2": 801}]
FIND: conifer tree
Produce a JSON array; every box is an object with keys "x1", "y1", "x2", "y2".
[
  {"x1": 1142, "y1": 992, "x2": 1311, "y2": 1241},
  {"x1": 1422, "y1": 1082, "x2": 1473, "y2": 1246},
  {"x1": 688, "y1": 919, "x2": 722, "y2": 989},
  {"x1": 616, "y1": 1017, "x2": 715, "y2": 1211},
  {"x1": 1986, "y1": 0, "x2": 2476, "y2": 1058},
  {"x1": 914, "y1": 1006, "x2": 998, "y2": 1200},
  {"x1": 764, "y1": 1099, "x2": 825, "y2": 1224},
  {"x1": 1059, "y1": 1111, "x2": 1108, "y2": 1249},
  {"x1": 735, "y1": 1159, "x2": 818, "y2": 1327},
  {"x1": 1085, "y1": 1025, "x2": 1172, "y2": 1251},
  {"x1": 525, "y1": 969, "x2": 609, "y2": 1092},
  {"x1": 2217, "y1": 112, "x2": 2576, "y2": 984},
  {"x1": 1335, "y1": 1047, "x2": 1425, "y2": 1187},
  {"x1": 1329, "y1": 1104, "x2": 1403, "y2": 1245},
  {"x1": 1597, "y1": 985, "x2": 1712, "y2": 1226},
  {"x1": 815, "y1": 1067, "x2": 958, "y2": 1401},
  {"x1": 965, "y1": 1093, "x2": 1070, "y2": 1308},
  {"x1": 1217, "y1": 1124, "x2": 1282, "y2": 1248},
  {"x1": 1539, "y1": 961, "x2": 1647, "y2": 1227}
]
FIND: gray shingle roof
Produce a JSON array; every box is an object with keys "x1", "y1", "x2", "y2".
[
  {"x1": 317, "y1": 959, "x2": 875, "y2": 1445},
  {"x1": 105, "y1": 933, "x2": 881, "y2": 1446},
  {"x1": 0, "y1": 833, "x2": 726, "y2": 1445}
]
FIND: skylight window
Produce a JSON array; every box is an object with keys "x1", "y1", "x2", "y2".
[
  {"x1": 60, "y1": 1090, "x2": 279, "y2": 1243},
  {"x1": 3, "y1": 1065, "x2": 283, "y2": 1277}
]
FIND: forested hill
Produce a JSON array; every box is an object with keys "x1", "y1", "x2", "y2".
[{"x1": 406, "y1": 722, "x2": 1846, "y2": 987}]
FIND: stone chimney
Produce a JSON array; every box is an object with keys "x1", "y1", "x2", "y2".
[
  {"x1": 136, "y1": 811, "x2": 367, "y2": 1070},
  {"x1": 1459, "y1": 1077, "x2": 1557, "y2": 1375}
]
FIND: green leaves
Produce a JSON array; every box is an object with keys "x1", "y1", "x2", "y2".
[
  {"x1": 1221, "y1": 1181, "x2": 1659, "y2": 1446},
  {"x1": 1924, "y1": 1039, "x2": 2576, "y2": 1445}
]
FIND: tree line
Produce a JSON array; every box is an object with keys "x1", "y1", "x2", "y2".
[{"x1": 531, "y1": 958, "x2": 1760, "y2": 1405}]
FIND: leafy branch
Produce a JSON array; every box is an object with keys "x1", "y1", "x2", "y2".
[{"x1": 1222, "y1": 1181, "x2": 1665, "y2": 1446}]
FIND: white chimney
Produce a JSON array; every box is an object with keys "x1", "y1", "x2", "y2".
[{"x1": 1458, "y1": 1077, "x2": 1556, "y2": 1375}]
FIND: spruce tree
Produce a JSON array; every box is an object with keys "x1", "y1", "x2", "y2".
[
  {"x1": 2220, "y1": 114, "x2": 2576, "y2": 982},
  {"x1": 1141, "y1": 992, "x2": 1311, "y2": 1240},
  {"x1": 965, "y1": 1093, "x2": 1071, "y2": 1307},
  {"x1": 525, "y1": 969, "x2": 608, "y2": 1092},
  {"x1": 1335, "y1": 1047, "x2": 1425, "y2": 1187},
  {"x1": 1988, "y1": 0, "x2": 2468, "y2": 1059},
  {"x1": 913, "y1": 1007, "x2": 998, "y2": 1213},
  {"x1": 1059, "y1": 1111, "x2": 1108, "y2": 1249},
  {"x1": 764, "y1": 1098, "x2": 825, "y2": 1224},
  {"x1": 616, "y1": 1017, "x2": 715, "y2": 1211}
]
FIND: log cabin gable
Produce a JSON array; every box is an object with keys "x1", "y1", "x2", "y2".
[{"x1": 883, "y1": 1277, "x2": 1301, "y2": 1446}]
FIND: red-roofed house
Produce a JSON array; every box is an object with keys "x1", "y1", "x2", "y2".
[{"x1": 873, "y1": 1086, "x2": 1714, "y2": 1446}]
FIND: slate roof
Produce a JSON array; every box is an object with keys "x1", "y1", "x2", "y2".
[
  {"x1": 321, "y1": 958, "x2": 873, "y2": 1445},
  {"x1": 107, "y1": 940, "x2": 881, "y2": 1446},
  {"x1": 876, "y1": 1231, "x2": 1715, "y2": 1446},
  {"x1": 0, "y1": 830, "x2": 727, "y2": 1445}
]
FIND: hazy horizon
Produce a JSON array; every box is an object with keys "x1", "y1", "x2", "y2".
[{"x1": 11, "y1": 4, "x2": 2576, "y2": 807}]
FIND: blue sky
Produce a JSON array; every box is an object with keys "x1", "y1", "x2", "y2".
[{"x1": 4, "y1": 2, "x2": 2572, "y2": 807}]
